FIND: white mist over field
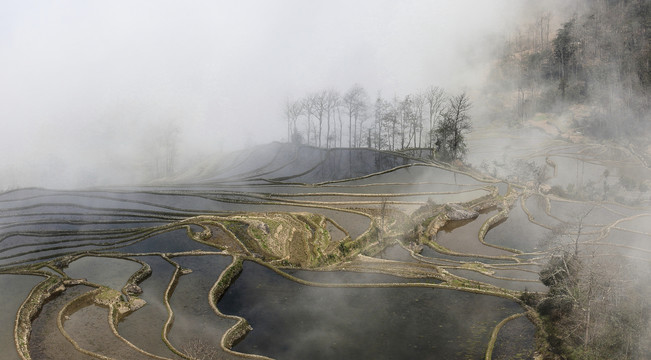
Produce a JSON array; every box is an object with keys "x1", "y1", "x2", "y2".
[{"x1": 1, "y1": 0, "x2": 564, "y2": 189}]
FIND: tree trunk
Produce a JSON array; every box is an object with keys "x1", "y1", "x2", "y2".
[
  {"x1": 318, "y1": 117, "x2": 323, "y2": 147},
  {"x1": 353, "y1": 115, "x2": 357, "y2": 148},
  {"x1": 326, "y1": 112, "x2": 331, "y2": 148},
  {"x1": 348, "y1": 111, "x2": 353, "y2": 148}
]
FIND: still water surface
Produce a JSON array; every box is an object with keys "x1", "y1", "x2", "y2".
[{"x1": 220, "y1": 261, "x2": 525, "y2": 359}]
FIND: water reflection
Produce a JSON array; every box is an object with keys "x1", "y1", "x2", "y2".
[{"x1": 219, "y1": 261, "x2": 523, "y2": 359}]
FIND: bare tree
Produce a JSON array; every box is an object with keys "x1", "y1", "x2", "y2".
[
  {"x1": 342, "y1": 85, "x2": 368, "y2": 148},
  {"x1": 357, "y1": 112, "x2": 368, "y2": 148},
  {"x1": 285, "y1": 99, "x2": 303, "y2": 143},
  {"x1": 150, "y1": 120, "x2": 180, "y2": 178},
  {"x1": 336, "y1": 103, "x2": 343, "y2": 147},
  {"x1": 286, "y1": 85, "x2": 451, "y2": 152},
  {"x1": 412, "y1": 93, "x2": 425, "y2": 148},
  {"x1": 388, "y1": 96, "x2": 400, "y2": 150},
  {"x1": 395, "y1": 94, "x2": 423, "y2": 149},
  {"x1": 552, "y1": 19, "x2": 577, "y2": 99},
  {"x1": 313, "y1": 91, "x2": 329, "y2": 147},
  {"x1": 435, "y1": 92, "x2": 472, "y2": 161},
  {"x1": 374, "y1": 94, "x2": 392, "y2": 150},
  {"x1": 302, "y1": 95, "x2": 315, "y2": 146},
  {"x1": 308, "y1": 91, "x2": 328, "y2": 147},
  {"x1": 536, "y1": 204, "x2": 650, "y2": 358},
  {"x1": 324, "y1": 90, "x2": 340, "y2": 148},
  {"x1": 398, "y1": 95, "x2": 411, "y2": 149},
  {"x1": 424, "y1": 86, "x2": 446, "y2": 148},
  {"x1": 538, "y1": 12, "x2": 551, "y2": 50}
]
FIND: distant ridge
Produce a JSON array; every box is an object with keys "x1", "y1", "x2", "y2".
[{"x1": 162, "y1": 143, "x2": 435, "y2": 185}]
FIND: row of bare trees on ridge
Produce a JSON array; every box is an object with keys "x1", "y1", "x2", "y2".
[{"x1": 284, "y1": 85, "x2": 472, "y2": 161}]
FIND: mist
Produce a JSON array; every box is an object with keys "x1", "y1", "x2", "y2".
[
  {"x1": 2, "y1": 1, "x2": 650, "y2": 358},
  {"x1": 0, "y1": 0, "x2": 553, "y2": 189}
]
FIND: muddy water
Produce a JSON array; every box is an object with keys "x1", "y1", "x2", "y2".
[
  {"x1": 376, "y1": 244, "x2": 417, "y2": 262},
  {"x1": 29, "y1": 285, "x2": 95, "y2": 360},
  {"x1": 284, "y1": 269, "x2": 441, "y2": 284},
  {"x1": 447, "y1": 269, "x2": 547, "y2": 292},
  {"x1": 167, "y1": 255, "x2": 237, "y2": 358},
  {"x1": 419, "y1": 246, "x2": 512, "y2": 264},
  {"x1": 603, "y1": 229, "x2": 651, "y2": 251},
  {"x1": 614, "y1": 214, "x2": 651, "y2": 234},
  {"x1": 418, "y1": 189, "x2": 491, "y2": 205},
  {"x1": 219, "y1": 261, "x2": 526, "y2": 360},
  {"x1": 491, "y1": 315, "x2": 536, "y2": 360},
  {"x1": 117, "y1": 255, "x2": 184, "y2": 359},
  {"x1": 466, "y1": 126, "x2": 552, "y2": 175},
  {"x1": 483, "y1": 203, "x2": 550, "y2": 252},
  {"x1": 64, "y1": 302, "x2": 153, "y2": 360},
  {"x1": 547, "y1": 155, "x2": 609, "y2": 188},
  {"x1": 524, "y1": 195, "x2": 563, "y2": 229},
  {"x1": 5, "y1": 136, "x2": 651, "y2": 360},
  {"x1": 64, "y1": 256, "x2": 141, "y2": 290},
  {"x1": 435, "y1": 210, "x2": 514, "y2": 257},
  {"x1": 276, "y1": 191, "x2": 488, "y2": 206},
  {"x1": 0, "y1": 274, "x2": 44, "y2": 360},
  {"x1": 116, "y1": 228, "x2": 217, "y2": 254}
]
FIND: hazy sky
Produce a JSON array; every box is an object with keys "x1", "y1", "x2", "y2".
[{"x1": 0, "y1": 0, "x2": 543, "y2": 188}]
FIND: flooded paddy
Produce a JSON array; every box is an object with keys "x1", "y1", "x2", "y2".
[
  {"x1": 64, "y1": 256, "x2": 142, "y2": 290},
  {"x1": 115, "y1": 228, "x2": 218, "y2": 254},
  {"x1": 419, "y1": 246, "x2": 514, "y2": 265},
  {"x1": 167, "y1": 255, "x2": 236, "y2": 356},
  {"x1": 376, "y1": 244, "x2": 417, "y2": 262},
  {"x1": 284, "y1": 268, "x2": 442, "y2": 284},
  {"x1": 490, "y1": 315, "x2": 536, "y2": 360},
  {"x1": 117, "y1": 256, "x2": 183, "y2": 359},
  {"x1": 29, "y1": 285, "x2": 95, "y2": 360},
  {"x1": 0, "y1": 274, "x2": 44, "y2": 360},
  {"x1": 2, "y1": 140, "x2": 649, "y2": 359},
  {"x1": 601, "y1": 229, "x2": 651, "y2": 252},
  {"x1": 523, "y1": 195, "x2": 564, "y2": 229},
  {"x1": 447, "y1": 268, "x2": 547, "y2": 292},
  {"x1": 483, "y1": 203, "x2": 549, "y2": 252},
  {"x1": 64, "y1": 301, "x2": 153, "y2": 360},
  {"x1": 435, "y1": 210, "x2": 514, "y2": 257},
  {"x1": 219, "y1": 261, "x2": 523, "y2": 360}
]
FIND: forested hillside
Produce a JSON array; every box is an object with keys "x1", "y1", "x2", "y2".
[
  {"x1": 485, "y1": 2, "x2": 651, "y2": 359},
  {"x1": 489, "y1": 0, "x2": 649, "y2": 142}
]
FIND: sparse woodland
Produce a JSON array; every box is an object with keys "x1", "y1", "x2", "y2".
[
  {"x1": 281, "y1": 1, "x2": 651, "y2": 358},
  {"x1": 495, "y1": 1, "x2": 651, "y2": 358},
  {"x1": 4, "y1": 1, "x2": 651, "y2": 359},
  {"x1": 284, "y1": 86, "x2": 472, "y2": 161},
  {"x1": 530, "y1": 212, "x2": 651, "y2": 359},
  {"x1": 490, "y1": 0, "x2": 649, "y2": 142}
]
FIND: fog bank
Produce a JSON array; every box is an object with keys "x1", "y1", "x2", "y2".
[{"x1": 1, "y1": 0, "x2": 565, "y2": 189}]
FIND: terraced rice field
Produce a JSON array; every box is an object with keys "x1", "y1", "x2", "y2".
[{"x1": 1, "y1": 143, "x2": 649, "y2": 359}]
